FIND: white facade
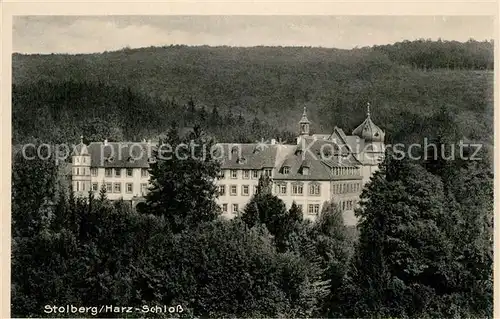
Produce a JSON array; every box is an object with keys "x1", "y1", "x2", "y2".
[{"x1": 71, "y1": 105, "x2": 385, "y2": 226}]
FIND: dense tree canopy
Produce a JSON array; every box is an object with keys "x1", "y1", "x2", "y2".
[{"x1": 11, "y1": 40, "x2": 493, "y2": 317}]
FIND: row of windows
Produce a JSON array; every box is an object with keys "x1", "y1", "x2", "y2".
[
  {"x1": 340, "y1": 200, "x2": 357, "y2": 211},
  {"x1": 73, "y1": 156, "x2": 89, "y2": 164},
  {"x1": 88, "y1": 182, "x2": 149, "y2": 195},
  {"x1": 219, "y1": 185, "x2": 257, "y2": 197},
  {"x1": 333, "y1": 182, "x2": 361, "y2": 194},
  {"x1": 219, "y1": 203, "x2": 321, "y2": 216},
  {"x1": 221, "y1": 203, "x2": 240, "y2": 214},
  {"x1": 218, "y1": 169, "x2": 272, "y2": 180},
  {"x1": 332, "y1": 167, "x2": 360, "y2": 176},
  {"x1": 281, "y1": 166, "x2": 310, "y2": 175},
  {"x1": 73, "y1": 167, "x2": 90, "y2": 176},
  {"x1": 100, "y1": 168, "x2": 149, "y2": 178},
  {"x1": 275, "y1": 182, "x2": 321, "y2": 196}
]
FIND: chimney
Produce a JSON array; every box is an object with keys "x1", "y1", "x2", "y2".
[
  {"x1": 271, "y1": 139, "x2": 276, "y2": 145},
  {"x1": 142, "y1": 138, "x2": 146, "y2": 143},
  {"x1": 147, "y1": 139, "x2": 151, "y2": 145},
  {"x1": 104, "y1": 139, "x2": 108, "y2": 145}
]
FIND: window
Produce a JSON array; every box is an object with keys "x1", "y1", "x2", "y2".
[
  {"x1": 297, "y1": 204, "x2": 303, "y2": 211},
  {"x1": 231, "y1": 170, "x2": 238, "y2": 179},
  {"x1": 242, "y1": 185, "x2": 250, "y2": 196},
  {"x1": 252, "y1": 170, "x2": 259, "y2": 179},
  {"x1": 106, "y1": 183, "x2": 113, "y2": 193},
  {"x1": 282, "y1": 166, "x2": 290, "y2": 174},
  {"x1": 230, "y1": 185, "x2": 237, "y2": 196},
  {"x1": 75, "y1": 157, "x2": 79, "y2": 164},
  {"x1": 114, "y1": 183, "x2": 121, "y2": 193},
  {"x1": 92, "y1": 183, "x2": 98, "y2": 191},
  {"x1": 309, "y1": 204, "x2": 320, "y2": 214},
  {"x1": 141, "y1": 168, "x2": 148, "y2": 177},
  {"x1": 91, "y1": 168, "x2": 98, "y2": 176},
  {"x1": 342, "y1": 201, "x2": 345, "y2": 211},
  {"x1": 253, "y1": 185, "x2": 258, "y2": 194},
  {"x1": 127, "y1": 169, "x2": 133, "y2": 177},
  {"x1": 115, "y1": 168, "x2": 121, "y2": 177},
  {"x1": 292, "y1": 183, "x2": 303, "y2": 195},
  {"x1": 141, "y1": 183, "x2": 148, "y2": 195},
  {"x1": 264, "y1": 168, "x2": 272, "y2": 177},
  {"x1": 309, "y1": 183, "x2": 321, "y2": 195},
  {"x1": 105, "y1": 168, "x2": 112, "y2": 177},
  {"x1": 232, "y1": 204, "x2": 239, "y2": 213},
  {"x1": 222, "y1": 203, "x2": 228, "y2": 213},
  {"x1": 82, "y1": 182, "x2": 86, "y2": 191},
  {"x1": 278, "y1": 183, "x2": 287, "y2": 195},
  {"x1": 314, "y1": 204, "x2": 320, "y2": 214},
  {"x1": 126, "y1": 183, "x2": 133, "y2": 193},
  {"x1": 243, "y1": 170, "x2": 250, "y2": 179},
  {"x1": 219, "y1": 185, "x2": 226, "y2": 196},
  {"x1": 302, "y1": 167, "x2": 309, "y2": 175},
  {"x1": 218, "y1": 171, "x2": 226, "y2": 179}
]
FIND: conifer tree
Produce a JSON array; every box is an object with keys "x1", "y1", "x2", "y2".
[
  {"x1": 344, "y1": 152, "x2": 454, "y2": 318},
  {"x1": 142, "y1": 125, "x2": 221, "y2": 233}
]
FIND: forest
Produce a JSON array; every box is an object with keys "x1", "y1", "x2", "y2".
[
  {"x1": 12, "y1": 126, "x2": 493, "y2": 318},
  {"x1": 11, "y1": 39, "x2": 494, "y2": 317},
  {"x1": 13, "y1": 39, "x2": 494, "y2": 148}
]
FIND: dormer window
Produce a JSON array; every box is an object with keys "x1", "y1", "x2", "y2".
[
  {"x1": 282, "y1": 166, "x2": 290, "y2": 174},
  {"x1": 302, "y1": 167, "x2": 309, "y2": 175},
  {"x1": 237, "y1": 157, "x2": 247, "y2": 164},
  {"x1": 128, "y1": 157, "x2": 135, "y2": 163},
  {"x1": 107, "y1": 156, "x2": 114, "y2": 163},
  {"x1": 148, "y1": 157, "x2": 156, "y2": 164}
]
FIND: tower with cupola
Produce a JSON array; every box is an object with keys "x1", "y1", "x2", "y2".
[
  {"x1": 72, "y1": 136, "x2": 92, "y2": 197},
  {"x1": 297, "y1": 106, "x2": 310, "y2": 144},
  {"x1": 352, "y1": 102, "x2": 386, "y2": 185}
]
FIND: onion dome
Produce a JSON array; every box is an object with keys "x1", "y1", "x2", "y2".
[{"x1": 352, "y1": 102, "x2": 385, "y2": 143}]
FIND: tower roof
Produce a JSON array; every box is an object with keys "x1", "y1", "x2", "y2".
[
  {"x1": 73, "y1": 135, "x2": 89, "y2": 156},
  {"x1": 299, "y1": 106, "x2": 310, "y2": 124},
  {"x1": 352, "y1": 102, "x2": 385, "y2": 143}
]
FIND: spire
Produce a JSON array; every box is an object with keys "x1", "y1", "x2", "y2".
[
  {"x1": 299, "y1": 106, "x2": 310, "y2": 124},
  {"x1": 80, "y1": 135, "x2": 84, "y2": 144},
  {"x1": 366, "y1": 102, "x2": 371, "y2": 118}
]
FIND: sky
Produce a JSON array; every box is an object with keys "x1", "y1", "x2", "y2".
[{"x1": 13, "y1": 15, "x2": 495, "y2": 54}]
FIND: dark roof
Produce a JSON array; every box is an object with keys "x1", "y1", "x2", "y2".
[
  {"x1": 72, "y1": 143, "x2": 89, "y2": 156},
  {"x1": 352, "y1": 116, "x2": 385, "y2": 143},
  {"x1": 88, "y1": 142, "x2": 153, "y2": 168},
  {"x1": 216, "y1": 143, "x2": 278, "y2": 169},
  {"x1": 273, "y1": 145, "x2": 362, "y2": 181}
]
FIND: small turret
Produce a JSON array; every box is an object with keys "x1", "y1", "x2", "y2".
[
  {"x1": 299, "y1": 106, "x2": 310, "y2": 136},
  {"x1": 72, "y1": 135, "x2": 91, "y2": 197}
]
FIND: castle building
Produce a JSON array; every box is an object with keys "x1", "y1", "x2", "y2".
[{"x1": 71, "y1": 104, "x2": 385, "y2": 225}]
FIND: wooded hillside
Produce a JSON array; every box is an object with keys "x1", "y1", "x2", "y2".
[{"x1": 12, "y1": 39, "x2": 494, "y2": 147}]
